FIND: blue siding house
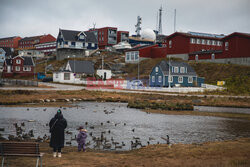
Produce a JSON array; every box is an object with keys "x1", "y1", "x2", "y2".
[{"x1": 149, "y1": 60, "x2": 204, "y2": 87}]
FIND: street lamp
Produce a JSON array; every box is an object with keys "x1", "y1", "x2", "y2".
[
  {"x1": 137, "y1": 53, "x2": 140, "y2": 80},
  {"x1": 73, "y1": 55, "x2": 75, "y2": 83}
]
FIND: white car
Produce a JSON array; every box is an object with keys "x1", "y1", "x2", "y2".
[{"x1": 130, "y1": 80, "x2": 144, "y2": 87}]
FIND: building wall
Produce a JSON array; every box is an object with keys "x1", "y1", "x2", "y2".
[
  {"x1": 0, "y1": 37, "x2": 21, "y2": 49},
  {"x1": 56, "y1": 48, "x2": 86, "y2": 60},
  {"x1": 151, "y1": 47, "x2": 167, "y2": 58},
  {"x1": 166, "y1": 35, "x2": 189, "y2": 54},
  {"x1": 190, "y1": 57, "x2": 250, "y2": 66},
  {"x1": 117, "y1": 31, "x2": 129, "y2": 43}
]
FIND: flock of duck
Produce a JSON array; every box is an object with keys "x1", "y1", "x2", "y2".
[{"x1": 0, "y1": 106, "x2": 171, "y2": 151}]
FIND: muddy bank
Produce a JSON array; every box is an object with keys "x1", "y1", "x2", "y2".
[{"x1": 1, "y1": 138, "x2": 250, "y2": 167}]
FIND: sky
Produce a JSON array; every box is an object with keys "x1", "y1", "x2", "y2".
[{"x1": 0, "y1": 0, "x2": 250, "y2": 38}]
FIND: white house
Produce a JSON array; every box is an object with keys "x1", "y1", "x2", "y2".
[
  {"x1": 96, "y1": 69, "x2": 112, "y2": 80},
  {"x1": 53, "y1": 60, "x2": 95, "y2": 84}
]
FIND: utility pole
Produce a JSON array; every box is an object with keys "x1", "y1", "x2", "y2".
[
  {"x1": 168, "y1": 56, "x2": 171, "y2": 88},
  {"x1": 174, "y1": 9, "x2": 177, "y2": 32},
  {"x1": 138, "y1": 55, "x2": 140, "y2": 80}
]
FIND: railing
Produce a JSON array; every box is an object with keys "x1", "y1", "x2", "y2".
[{"x1": 0, "y1": 78, "x2": 38, "y2": 87}]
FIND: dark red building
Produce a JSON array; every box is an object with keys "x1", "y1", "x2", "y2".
[
  {"x1": 117, "y1": 31, "x2": 129, "y2": 43},
  {"x1": 3, "y1": 55, "x2": 35, "y2": 77},
  {"x1": 165, "y1": 32, "x2": 224, "y2": 60},
  {"x1": 18, "y1": 34, "x2": 56, "y2": 50},
  {"x1": 188, "y1": 32, "x2": 250, "y2": 64},
  {"x1": 0, "y1": 36, "x2": 22, "y2": 49},
  {"x1": 87, "y1": 27, "x2": 118, "y2": 49}
]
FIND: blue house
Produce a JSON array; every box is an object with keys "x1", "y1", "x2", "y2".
[
  {"x1": 149, "y1": 60, "x2": 204, "y2": 87},
  {"x1": 56, "y1": 29, "x2": 98, "y2": 60}
]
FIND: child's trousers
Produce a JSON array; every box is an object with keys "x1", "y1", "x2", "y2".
[{"x1": 78, "y1": 143, "x2": 86, "y2": 151}]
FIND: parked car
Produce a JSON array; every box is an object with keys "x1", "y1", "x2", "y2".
[
  {"x1": 42, "y1": 77, "x2": 53, "y2": 82},
  {"x1": 130, "y1": 80, "x2": 144, "y2": 87}
]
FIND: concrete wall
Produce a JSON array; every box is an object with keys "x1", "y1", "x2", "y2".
[
  {"x1": 192, "y1": 57, "x2": 250, "y2": 66},
  {"x1": 166, "y1": 54, "x2": 189, "y2": 60},
  {"x1": 56, "y1": 48, "x2": 85, "y2": 60}
]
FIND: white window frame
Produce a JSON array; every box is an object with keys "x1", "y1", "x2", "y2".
[
  {"x1": 131, "y1": 52, "x2": 135, "y2": 61},
  {"x1": 15, "y1": 66, "x2": 20, "y2": 71},
  {"x1": 158, "y1": 76, "x2": 162, "y2": 82},
  {"x1": 178, "y1": 76, "x2": 183, "y2": 83},
  {"x1": 169, "y1": 40, "x2": 172, "y2": 48},
  {"x1": 174, "y1": 67, "x2": 179, "y2": 73},
  {"x1": 64, "y1": 73, "x2": 70, "y2": 80},
  {"x1": 16, "y1": 59, "x2": 21, "y2": 64},
  {"x1": 134, "y1": 51, "x2": 139, "y2": 60},
  {"x1": 126, "y1": 52, "x2": 130, "y2": 61},
  {"x1": 212, "y1": 40, "x2": 216, "y2": 45},
  {"x1": 196, "y1": 39, "x2": 200, "y2": 44},
  {"x1": 180, "y1": 67, "x2": 185, "y2": 73},
  {"x1": 168, "y1": 76, "x2": 173, "y2": 82},
  {"x1": 202, "y1": 39, "x2": 206, "y2": 45},
  {"x1": 188, "y1": 76, "x2": 193, "y2": 83},
  {"x1": 225, "y1": 42, "x2": 229, "y2": 50},
  {"x1": 190, "y1": 38, "x2": 195, "y2": 44},
  {"x1": 155, "y1": 67, "x2": 159, "y2": 72},
  {"x1": 211, "y1": 53, "x2": 215, "y2": 60},
  {"x1": 152, "y1": 76, "x2": 155, "y2": 82},
  {"x1": 23, "y1": 66, "x2": 31, "y2": 71}
]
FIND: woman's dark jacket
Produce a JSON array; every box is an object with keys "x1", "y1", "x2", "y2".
[{"x1": 49, "y1": 113, "x2": 67, "y2": 148}]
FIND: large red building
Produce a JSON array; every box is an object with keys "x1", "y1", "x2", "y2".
[
  {"x1": 0, "y1": 36, "x2": 22, "y2": 49},
  {"x1": 165, "y1": 32, "x2": 224, "y2": 60},
  {"x1": 18, "y1": 34, "x2": 56, "y2": 50},
  {"x1": 188, "y1": 32, "x2": 250, "y2": 65}
]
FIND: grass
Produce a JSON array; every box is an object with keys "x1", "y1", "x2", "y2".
[{"x1": 2, "y1": 138, "x2": 250, "y2": 167}]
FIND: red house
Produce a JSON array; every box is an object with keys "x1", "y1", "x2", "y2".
[
  {"x1": 0, "y1": 36, "x2": 22, "y2": 49},
  {"x1": 3, "y1": 55, "x2": 35, "y2": 77},
  {"x1": 18, "y1": 34, "x2": 56, "y2": 50},
  {"x1": 125, "y1": 44, "x2": 167, "y2": 63},
  {"x1": 166, "y1": 32, "x2": 224, "y2": 60}
]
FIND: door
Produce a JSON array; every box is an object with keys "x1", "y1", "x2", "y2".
[
  {"x1": 7, "y1": 66, "x2": 11, "y2": 73},
  {"x1": 104, "y1": 72, "x2": 106, "y2": 80}
]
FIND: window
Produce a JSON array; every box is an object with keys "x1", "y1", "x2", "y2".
[
  {"x1": 202, "y1": 39, "x2": 206, "y2": 45},
  {"x1": 168, "y1": 76, "x2": 173, "y2": 82},
  {"x1": 195, "y1": 54, "x2": 199, "y2": 61},
  {"x1": 180, "y1": 67, "x2": 185, "y2": 73},
  {"x1": 169, "y1": 40, "x2": 172, "y2": 48},
  {"x1": 91, "y1": 43, "x2": 95, "y2": 47},
  {"x1": 23, "y1": 67, "x2": 31, "y2": 71},
  {"x1": 196, "y1": 39, "x2": 201, "y2": 44},
  {"x1": 217, "y1": 41, "x2": 221, "y2": 46},
  {"x1": 225, "y1": 42, "x2": 229, "y2": 50},
  {"x1": 174, "y1": 67, "x2": 179, "y2": 73},
  {"x1": 16, "y1": 66, "x2": 20, "y2": 71},
  {"x1": 190, "y1": 38, "x2": 195, "y2": 44},
  {"x1": 212, "y1": 40, "x2": 216, "y2": 45},
  {"x1": 188, "y1": 77, "x2": 193, "y2": 83},
  {"x1": 131, "y1": 52, "x2": 135, "y2": 60},
  {"x1": 64, "y1": 73, "x2": 70, "y2": 80},
  {"x1": 16, "y1": 59, "x2": 21, "y2": 64},
  {"x1": 155, "y1": 67, "x2": 159, "y2": 72},
  {"x1": 55, "y1": 73, "x2": 59, "y2": 78},
  {"x1": 85, "y1": 43, "x2": 88, "y2": 47},
  {"x1": 178, "y1": 76, "x2": 183, "y2": 83},
  {"x1": 211, "y1": 53, "x2": 215, "y2": 60},
  {"x1": 158, "y1": 76, "x2": 162, "y2": 82},
  {"x1": 126, "y1": 52, "x2": 130, "y2": 61},
  {"x1": 79, "y1": 35, "x2": 84, "y2": 40},
  {"x1": 152, "y1": 76, "x2": 155, "y2": 82},
  {"x1": 134, "y1": 52, "x2": 139, "y2": 60}
]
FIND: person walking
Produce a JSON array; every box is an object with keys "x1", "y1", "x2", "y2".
[
  {"x1": 49, "y1": 109, "x2": 67, "y2": 158},
  {"x1": 77, "y1": 126, "x2": 88, "y2": 152}
]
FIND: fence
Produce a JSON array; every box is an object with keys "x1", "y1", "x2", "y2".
[{"x1": 0, "y1": 78, "x2": 38, "y2": 87}]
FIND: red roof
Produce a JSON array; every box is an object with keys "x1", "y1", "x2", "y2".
[{"x1": 222, "y1": 32, "x2": 250, "y2": 40}]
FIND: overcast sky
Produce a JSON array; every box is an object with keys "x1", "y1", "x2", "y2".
[{"x1": 0, "y1": 0, "x2": 250, "y2": 38}]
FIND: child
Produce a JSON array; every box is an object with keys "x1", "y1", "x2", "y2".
[{"x1": 77, "y1": 126, "x2": 87, "y2": 152}]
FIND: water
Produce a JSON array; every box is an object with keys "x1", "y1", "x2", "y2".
[{"x1": 0, "y1": 102, "x2": 250, "y2": 151}]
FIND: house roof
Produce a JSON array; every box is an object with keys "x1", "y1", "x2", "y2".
[
  {"x1": 60, "y1": 29, "x2": 98, "y2": 43},
  {"x1": 126, "y1": 44, "x2": 157, "y2": 52},
  {"x1": 1, "y1": 47, "x2": 13, "y2": 57},
  {"x1": 0, "y1": 36, "x2": 20, "y2": 40},
  {"x1": 166, "y1": 31, "x2": 224, "y2": 40},
  {"x1": 68, "y1": 60, "x2": 95, "y2": 74},
  {"x1": 157, "y1": 60, "x2": 197, "y2": 76},
  {"x1": 222, "y1": 32, "x2": 250, "y2": 40},
  {"x1": 19, "y1": 35, "x2": 43, "y2": 42},
  {"x1": 12, "y1": 56, "x2": 34, "y2": 66}
]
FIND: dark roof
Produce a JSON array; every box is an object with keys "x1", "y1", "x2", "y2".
[
  {"x1": 222, "y1": 32, "x2": 250, "y2": 40},
  {"x1": 189, "y1": 50, "x2": 223, "y2": 55},
  {"x1": 1, "y1": 47, "x2": 13, "y2": 57},
  {"x1": 0, "y1": 36, "x2": 19, "y2": 40},
  {"x1": 19, "y1": 35, "x2": 43, "y2": 42},
  {"x1": 126, "y1": 44, "x2": 157, "y2": 52},
  {"x1": 23, "y1": 56, "x2": 34, "y2": 66},
  {"x1": 68, "y1": 60, "x2": 95, "y2": 74},
  {"x1": 60, "y1": 29, "x2": 98, "y2": 43},
  {"x1": 157, "y1": 60, "x2": 197, "y2": 76},
  {"x1": 166, "y1": 32, "x2": 224, "y2": 40}
]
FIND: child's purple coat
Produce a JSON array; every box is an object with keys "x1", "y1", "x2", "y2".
[{"x1": 77, "y1": 131, "x2": 87, "y2": 151}]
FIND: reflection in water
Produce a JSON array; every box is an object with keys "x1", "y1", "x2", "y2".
[{"x1": 0, "y1": 102, "x2": 250, "y2": 150}]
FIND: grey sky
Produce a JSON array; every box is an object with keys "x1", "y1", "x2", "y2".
[{"x1": 0, "y1": 0, "x2": 250, "y2": 38}]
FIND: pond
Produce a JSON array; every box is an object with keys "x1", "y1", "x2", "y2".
[{"x1": 0, "y1": 102, "x2": 250, "y2": 151}]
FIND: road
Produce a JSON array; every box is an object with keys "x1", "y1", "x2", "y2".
[{"x1": 0, "y1": 82, "x2": 249, "y2": 99}]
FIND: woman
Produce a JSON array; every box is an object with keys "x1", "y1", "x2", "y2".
[{"x1": 49, "y1": 109, "x2": 67, "y2": 158}]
